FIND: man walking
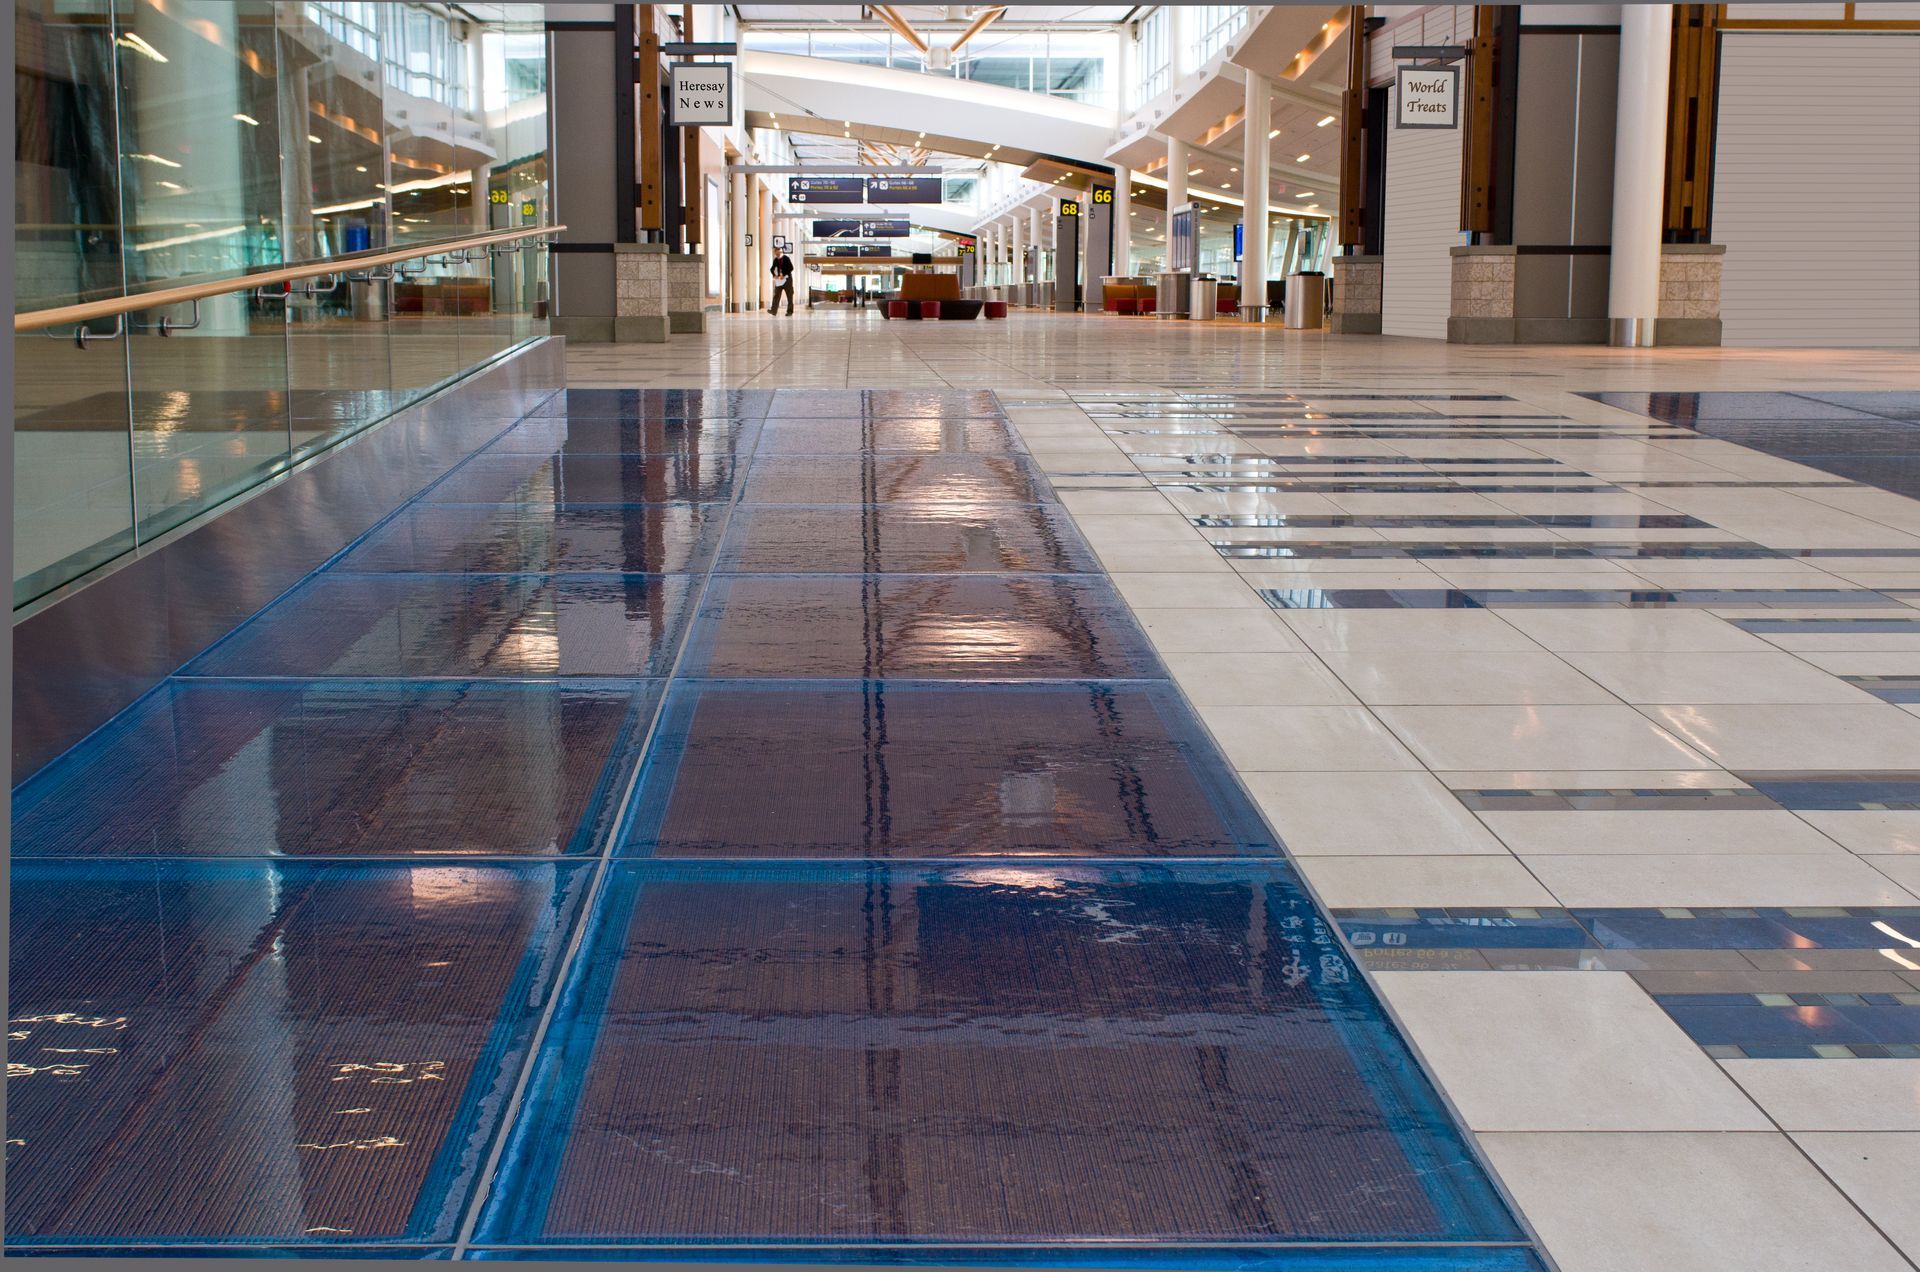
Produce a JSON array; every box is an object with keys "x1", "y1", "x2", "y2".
[{"x1": 768, "y1": 248, "x2": 795, "y2": 315}]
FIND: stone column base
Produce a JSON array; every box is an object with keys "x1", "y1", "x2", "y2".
[
  {"x1": 1448, "y1": 246, "x2": 1517, "y2": 342},
  {"x1": 1330, "y1": 255, "x2": 1382, "y2": 335},
  {"x1": 1656, "y1": 244, "x2": 1725, "y2": 346}
]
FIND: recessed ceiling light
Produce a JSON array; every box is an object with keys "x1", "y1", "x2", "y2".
[
  {"x1": 1229, "y1": 166, "x2": 1239, "y2": 172},
  {"x1": 355, "y1": 164, "x2": 368, "y2": 172},
  {"x1": 128, "y1": 152, "x2": 181, "y2": 168},
  {"x1": 308, "y1": 134, "x2": 322, "y2": 144},
  {"x1": 1296, "y1": 153, "x2": 1311, "y2": 162},
  {"x1": 1268, "y1": 128, "x2": 1280, "y2": 138},
  {"x1": 233, "y1": 113, "x2": 260, "y2": 126},
  {"x1": 1220, "y1": 183, "x2": 1230, "y2": 188},
  {"x1": 1187, "y1": 166, "x2": 1203, "y2": 175},
  {"x1": 156, "y1": 179, "x2": 183, "y2": 190},
  {"x1": 1305, "y1": 202, "x2": 1319, "y2": 209},
  {"x1": 1317, "y1": 115, "x2": 1336, "y2": 127}
]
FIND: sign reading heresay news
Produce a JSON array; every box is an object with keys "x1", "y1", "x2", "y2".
[
  {"x1": 1395, "y1": 65, "x2": 1458, "y2": 129},
  {"x1": 669, "y1": 63, "x2": 732, "y2": 126}
]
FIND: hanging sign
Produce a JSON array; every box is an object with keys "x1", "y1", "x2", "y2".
[
  {"x1": 667, "y1": 63, "x2": 732, "y2": 126},
  {"x1": 1395, "y1": 65, "x2": 1459, "y2": 128},
  {"x1": 789, "y1": 176, "x2": 866, "y2": 204},
  {"x1": 867, "y1": 176, "x2": 943, "y2": 203}
]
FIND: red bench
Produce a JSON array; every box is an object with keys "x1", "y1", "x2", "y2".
[{"x1": 984, "y1": 300, "x2": 1008, "y2": 319}]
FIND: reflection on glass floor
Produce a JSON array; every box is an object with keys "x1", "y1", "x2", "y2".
[{"x1": 7, "y1": 388, "x2": 1540, "y2": 1267}]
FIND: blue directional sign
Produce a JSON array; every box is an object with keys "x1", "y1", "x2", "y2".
[
  {"x1": 862, "y1": 219, "x2": 910, "y2": 237},
  {"x1": 811, "y1": 219, "x2": 864, "y2": 238},
  {"x1": 789, "y1": 176, "x2": 866, "y2": 204},
  {"x1": 866, "y1": 176, "x2": 942, "y2": 203}
]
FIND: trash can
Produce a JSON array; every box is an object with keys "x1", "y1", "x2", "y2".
[
  {"x1": 1284, "y1": 272, "x2": 1327, "y2": 329},
  {"x1": 1189, "y1": 275, "x2": 1219, "y2": 322},
  {"x1": 1156, "y1": 270, "x2": 1191, "y2": 319}
]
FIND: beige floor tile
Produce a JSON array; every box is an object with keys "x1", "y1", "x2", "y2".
[
  {"x1": 1108, "y1": 572, "x2": 1266, "y2": 610},
  {"x1": 1797, "y1": 811, "x2": 1920, "y2": 855},
  {"x1": 1559, "y1": 651, "x2": 1876, "y2": 704},
  {"x1": 1478, "y1": 1131, "x2": 1912, "y2": 1272},
  {"x1": 1240, "y1": 771, "x2": 1509, "y2": 856},
  {"x1": 1375, "y1": 705, "x2": 1713, "y2": 771},
  {"x1": 1521, "y1": 852, "x2": 1918, "y2": 907},
  {"x1": 1135, "y1": 607, "x2": 1305, "y2": 653},
  {"x1": 1791, "y1": 1133, "x2": 1920, "y2": 1261},
  {"x1": 1498, "y1": 608, "x2": 1772, "y2": 652},
  {"x1": 1162, "y1": 652, "x2": 1358, "y2": 707},
  {"x1": 1320, "y1": 650, "x2": 1617, "y2": 705},
  {"x1": 1194, "y1": 705, "x2": 1421, "y2": 772},
  {"x1": 1639, "y1": 703, "x2": 1920, "y2": 769},
  {"x1": 1479, "y1": 809, "x2": 1846, "y2": 856},
  {"x1": 1721, "y1": 1060, "x2": 1920, "y2": 1131},
  {"x1": 1372, "y1": 971, "x2": 1769, "y2": 1131},
  {"x1": 1293, "y1": 855, "x2": 1555, "y2": 908},
  {"x1": 1281, "y1": 608, "x2": 1542, "y2": 653}
]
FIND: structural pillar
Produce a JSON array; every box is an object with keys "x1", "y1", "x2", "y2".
[
  {"x1": 1166, "y1": 138, "x2": 1189, "y2": 218},
  {"x1": 1608, "y1": 3, "x2": 1673, "y2": 348},
  {"x1": 729, "y1": 170, "x2": 750, "y2": 312},
  {"x1": 1112, "y1": 167, "x2": 1132, "y2": 275},
  {"x1": 1028, "y1": 204, "x2": 1043, "y2": 289},
  {"x1": 1240, "y1": 72, "x2": 1271, "y2": 320},
  {"x1": 1009, "y1": 215, "x2": 1024, "y2": 300}
]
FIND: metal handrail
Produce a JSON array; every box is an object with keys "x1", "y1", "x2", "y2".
[{"x1": 14, "y1": 224, "x2": 566, "y2": 334}]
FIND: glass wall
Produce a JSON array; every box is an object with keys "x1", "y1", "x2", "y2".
[
  {"x1": 1193, "y1": 6, "x2": 1249, "y2": 66},
  {"x1": 1132, "y1": 7, "x2": 1171, "y2": 107},
  {"x1": 740, "y1": 23, "x2": 1118, "y2": 107},
  {"x1": 13, "y1": 0, "x2": 553, "y2": 609}
]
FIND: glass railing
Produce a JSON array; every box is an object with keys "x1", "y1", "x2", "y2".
[
  {"x1": 13, "y1": 227, "x2": 557, "y2": 610},
  {"x1": 14, "y1": 0, "x2": 554, "y2": 610}
]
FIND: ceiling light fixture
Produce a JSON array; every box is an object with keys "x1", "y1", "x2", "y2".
[
  {"x1": 1317, "y1": 115, "x2": 1336, "y2": 127},
  {"x1": 1267, "y1": 128, "x2": 1280, "y2": 139},
  {"x1": 233, "y1": 113, "x2": 260, "y2": 126},
  {"x1": 1187, "y1": 166, "x2": 1203, "y2": 175},
  {"x1": 1296, "y1": 153, "x2": 1311, "y2": 162},
  {"x1": 308, "y1": 134, "x2": 322, "y2": 145},
  {"x1": 128, "y1": 152, "x2": 181, "y2": 168}
]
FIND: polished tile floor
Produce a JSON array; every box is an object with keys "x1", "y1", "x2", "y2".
[{"x1": 12, "y1": 310, "x2": 1920, "y2": 1271}]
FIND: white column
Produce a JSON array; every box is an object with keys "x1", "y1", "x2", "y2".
[
  {"x1": 1113, "y1": 166, "x2": 1132, "y2": 274},
  {"x1": 1240, "y1": 72, "x2": 1271, "y2": 320},
  {"x1": 1028, "y1": 204, "x2": 1043, "y2": 286},
  {"x1": 1608, "y1": 3, "x2": 1673, "y2": 348},
  {"x1": 1010, "y1": 214, "x2": 1025, "y2": 301},
  {"x1": 1170, "y1": 2, "x2": 1193, "y2": 81},
  {"x1": 1166, "y1": 137, "x2": 1189, "y2": 219},
  {"x1": 729, "y1": 170, "x2": 750, "y2": 312}
]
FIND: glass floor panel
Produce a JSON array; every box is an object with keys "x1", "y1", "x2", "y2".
[
  {"x1": 715, "y1": 504, "x2": 1097, "y2": 574},
  {"x1": 340, "y1": 503, "x2": 727, "y2": 575},
  {"x1": 426, "y1": 453, "x2": 740, "y2": 506},
  {"x1": 476, "y1": 861, "x2": 1528, "y2": 1251},
  {"x1": 188, "y1": 574, "x2": 696, "y2": 679},
  {"x1": 682, "y1": 575, "x2": 1164, "y2": 680},
  {"x1": 528, "y1": 389, "x2": 774, "y2": 420},
  {"x1": 743, "y1": 455, "x2": 1054, "y2": 505},
  {"x1": 624, "y1": 679, "x2": 1276, "y2": 859},
  {"x1": 6, "y1": 858, "x2": 591, "y2": 1246},
  {"x1": 483, "y1": 419, "x2": 760, "y2": 460},
  {"x1": 13, "y1": 680, "x2": 657, "y2": 858},
  {"x1": 753, "y1": 417, "x2": 1020, "y2": 455},
  {"x1": 765, "y1": 388, "x2": 1003, "y2": 418}
]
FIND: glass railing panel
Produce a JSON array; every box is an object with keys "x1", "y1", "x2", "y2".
[
  {"x1": 285, "y1": 267, "x2": 392, "y2": 461},
  {"x1": 14, "y1": 0, "x2": 135, "y2": 608},
  {"x1": 386, "y1": 249, "x2": 469, "y2": 410},
  {"x1": 276, "y1": 3, "x2": 392, "y2": 261}
]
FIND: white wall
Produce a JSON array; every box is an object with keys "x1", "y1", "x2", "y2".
[
  {"x1": 1714, "y1": 33, "x2": 1920, "y2": 347},
  {"x1": 1381, "y1": 82, "x2": 1464, "y2": 340}
]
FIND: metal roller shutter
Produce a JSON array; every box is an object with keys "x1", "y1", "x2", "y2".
[
  {"x1": 1381, "y1": 80, "x2": 1465, "y2": 340},
  {"x1": 1714, "y1": 33, "x2": 1920, "y2": 347}
]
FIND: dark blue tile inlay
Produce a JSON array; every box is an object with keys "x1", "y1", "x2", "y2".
[
  {"x1": 427, "y1": 452, "x2": 739, "y2": 506},
  {"x1": 12, "y1": 680, "x2": 657, "y2": 859},
  {"x1": 6, "y1": 858, "x2": 591, "y2": 1244},
  {"x1": 477, "y1": 861, "x2": 1527, "y2": 1248}
]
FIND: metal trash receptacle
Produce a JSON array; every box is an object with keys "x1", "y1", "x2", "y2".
[
  {"x1": 1284, "y1": 273, "x2": 1327, "y2": 329},
  {"x1": 1189, "y1": 275, "x2": 1218, "y2": 322},
  {"x1": 1155, "y1": 270, "x2": 1191, "y2": 319}
]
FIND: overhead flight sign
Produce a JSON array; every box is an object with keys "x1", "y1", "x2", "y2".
[
  {"x1": 789, "y1": 176, "x2": 866, "y2": 204},
  {"x1": 866, "y1": 176, "x2": 943, "y2": 203}
]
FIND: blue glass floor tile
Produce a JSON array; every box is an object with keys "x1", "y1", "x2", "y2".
[
  {"x1": 6, "y1": 858, "x2": 591, "y2": 1246},
  {"x1": 426, "y1": 453, "x2": 739, "y2": 506},
  {"x1": 13, "y1": 680, "x2": 657, "y2": 859},
  {"x1": 743, "y1": 455, "x2": 1054, "y2": 505},
  {"x1": 765, "y1": 388, "x2": 1002, "y2": 418},
  {"x1": 754, "y1": 417, "x2": 1020, "y2": 455},
  {"x1": 716, "y1": 504, "x2": 1097, "y2": 574},
  {"x1": 623, "y1": 679, "x2": 1276, "y2": 859},
  {"x1": 477, "y1": 861, "x2": 1527, "y2": 1249},
  {"x1": 340, "y1": 503, "x2": 726, "y2": 575},
  {"x1": 466, "y1": 1248, "x2": 1547, "y2": 1269},
  {"x1": 681, "y1": 575, "x2": 1164, "y2": 680},
  {"x1": 485, "y1": 414, "x2": 760, "y2": 458},
  {"x1": 188, "y1": 574, "x2": 696, "y2": 679},
  {"x1": 528, "y1": 389, "x2": 773, "y2": 420}
]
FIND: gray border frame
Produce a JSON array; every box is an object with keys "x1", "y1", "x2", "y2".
[{"x1": 1395, "y1": 64, "x2": 1462, "y2": 129}]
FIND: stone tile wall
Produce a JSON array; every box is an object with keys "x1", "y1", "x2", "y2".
[{"x1": 1331, "y1": 256, "x2": 1382, "y2": 335}]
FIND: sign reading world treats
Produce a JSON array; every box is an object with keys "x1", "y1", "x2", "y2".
[
  {"x1": 1396, "y1": 64, "x2": 1459, "y2": 128},
  {"x1": 667, "y1": 63, "x2": 732, "y2": 126}
]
